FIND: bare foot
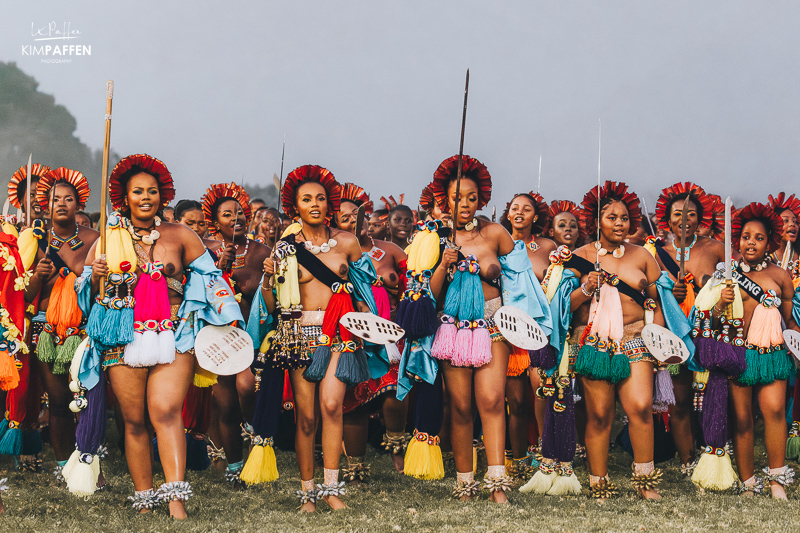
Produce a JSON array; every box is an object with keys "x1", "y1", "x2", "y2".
[
  {"x1": 168, "y1": 500, "x2": 188, "y2": 520},
  {"x1": 324, "y1": 495, "x2": 347, "y2": 510},
  {"x1": 638, "y1": 488, "x2": 662, "y2": 500},
  {"x1": 0, "y1": 495, "x2": 5, "y2": 515},
  {"x1": 97, "y1": 471, "x2": 107, "y2": 490},
  {"x1": 489, "y1": 490, "x2": 509, "y2": 504},
  {"x1": 392, "y1": 453, "x2": 404, "y2": 474},
  {"x1": 770, "y1": 483, "x2": 787, "y2": 500},
  {"x1": 299, "y1": 501, "x2": 316, "y2": 513},
  {"x1": 458, "y1": 495, "x2": 474, "y2": 502}
]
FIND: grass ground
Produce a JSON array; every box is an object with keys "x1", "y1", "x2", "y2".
[{"x1": 1, "y1": 418, "x2": 798, "y2": 532}]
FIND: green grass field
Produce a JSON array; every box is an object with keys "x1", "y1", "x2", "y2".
[{"x1": 1, "y1": 418, "x2": 798, "y2": 533}]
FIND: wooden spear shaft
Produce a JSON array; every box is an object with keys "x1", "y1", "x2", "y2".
[{"x1": 99, "y1": 81, "x2": 114, "y2": 298}]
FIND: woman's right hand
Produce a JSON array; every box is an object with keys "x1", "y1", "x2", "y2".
[
  {"x1": 719, "y1": 285, "x2": 735, "y2": 306},
  {"x1": 439, "y1": 247, "x2": 458, "y2": 271},
  {"x1": 584, "y1": 271, "x2": 601, "y2": 294},
  {"x1": 91, "y1": 257, "x2": 109, "y2": 283}
]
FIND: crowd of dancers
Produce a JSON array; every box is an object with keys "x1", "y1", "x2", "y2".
[{"x1": 0, "y1": 152, "x2": 797, "y2": 518}]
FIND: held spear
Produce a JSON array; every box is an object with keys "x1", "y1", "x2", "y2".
[
  {"x1": 724, "y1": 197, "x2": 733, "y2": 317},
  {"x1": 594, "y1": 119, "x2": 602, "y2": 301},
  {"x1": 99, "y1": 81, "x2": 114, "y2": 298},
  {"x1": 450, "y1": 69, "x2": 469, "y2": 248}
]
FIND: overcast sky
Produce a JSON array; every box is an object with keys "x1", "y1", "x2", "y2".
[{"x1": 2, "y1": 1, "x2": 799, "y2": 213}]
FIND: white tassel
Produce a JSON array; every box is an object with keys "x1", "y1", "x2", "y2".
[
  {"x1": 519, "y1": 470, "x2": 556, "y2": 494},
  {"x1": 124, "y1": 332, "x2": 162, "y2": 367},
  {"x1": 386, "y1": 342, "x2": 401, "y2": 364},
  {"x1": 156, "y1": 330, "x2": 176, "y2": 364},
  {"x1": 62, "y1": 449, "x2": 101, "y2": 497},
  {"x1": 547, "y1": 473, "x2": 582, "y2": 495}
]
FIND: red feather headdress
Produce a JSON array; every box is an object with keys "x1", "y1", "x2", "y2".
[
  {"x1": 202, "y1": 182, "x2": 252, "y2": 230},
  {"x1": 8, "y1": 163, "x2": 51, "y2": 209},
  {"x1": 36, "y1": 167, "x2": 91, "y2": 210},
  {"x1": 655, "y1": 182, "x2": 715, "y2": 232},
  {"x1": 706, "y1": 194, "x2": 726, "y2": 241},
  {"x1": 419, "y1": 184, "x2": 435, "y2": 212},
  {"x1": 281, "y1": 165, "x2": 341, "y2": 221},
  {"x1": 548, "y1": 200, "x2": 587, "y2": 238},
  {"x1": 768, "y1": 192, "x2": 800, "y2": 222},
  {"x1": 340, "y1": 183, "x2": 373, "y2": 214},
  {"x1": 108, "y1": 154, "x2": 175, "y2": 211},
  {"x1": 731, "y1": 202, "x2": 783, "y2": 253},
  {"x1": 579, "y1": 180, "x2": 642, "y2": 236},
  {"x1": 500, "y1": 192, "x2": 549, "y2": 234},
  {"x1": 380, "y1": 194, "x2": 405, "y2": 211},
  {"x1": 429, "y1": 155, "x2": 492, "y2": 213}
]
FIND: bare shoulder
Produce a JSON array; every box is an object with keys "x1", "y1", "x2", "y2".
[
  {"x1": 331, "y1": 228, "x2": 360, "y2": 254},
  {"x1": 160, "y1": 221, "x2": 196, "y2": 239},
  {"x1": 698, "y1": 236, "x2": 724, "y2": 255},
  {"x1": 374, "y1": 238, "x2": 407, "y2": 260},
  {"x1": 203, "y1": 238, "x2": 221, "y2": 251},
  {"x1": 77, "y1": 225, "x2": 100, "y2": 243},
  {"x1": 248, "y1": 239, "x2": 271, "y2": 261},
  {"x1": 574, "y1": 242, "x2": 595, "y2": 261},
  {"x1": 537, "y1": 236, "x2": 557, "y2": 253}
]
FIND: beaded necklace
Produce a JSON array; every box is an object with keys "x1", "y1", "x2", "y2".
[
  {"x1": 219, "y1": 238, "x2": 250, "y2": 269},
  {"x1": 675, "y1": 234, "x2": 697, "y2": 261},
  {"x1": 49, "y1": 226, "x2": 83, "y2": 252}
]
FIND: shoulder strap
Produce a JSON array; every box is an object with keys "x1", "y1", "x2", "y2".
[
  {"x1": 732, "y1": 266, "x2": 766, "y2": 302},
  {"x1": 284, "y1": 233, "x2": 346, "y2": 289},
  {"x1": 654, "y1": 239, "x2": 700, "y2": 290},
  {"x1": 565, "y1": 254, "x2": 646, "y2": 306}
]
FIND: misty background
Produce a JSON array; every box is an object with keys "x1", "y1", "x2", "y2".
[{"x1": 1, "y1": 1, "x2": 799, "y2": 213}]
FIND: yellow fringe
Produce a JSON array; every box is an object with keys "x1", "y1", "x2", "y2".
[
  {"x1": 691, "y1": 451, "x2": 737, "y2": 491},
  {"x1": 96, "y1": 222, "x2": 137, "y2": 273},
  {"x1": 403, "y1": 437, "x2": 444, "y2": 480},
  {"x1": 193, "y1": 365, "x2": 218, "y2": 387},
  {"x1": 1, "y1": 222, "x2": 18, "y2": 238},
  {"x1": 406, "y1": 228, "x2": 441, "y2": 272},
  {"x1": 17, "y1": 228, "x2": 39, "y2": 271},
  {"x1": 240, "y1": 443, "x2": 279, "y2": 484}
]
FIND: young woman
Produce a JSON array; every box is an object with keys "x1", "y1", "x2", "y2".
[
  {"x1": 25, "y1": 168, "x2": 99, "y2": 480},
  {"x1": 174, "y1": 199, "x2": 207, "y2": 238},
  {"x1": 251, "y1": 207, "x2": 281, "y2": 249},
  {"x1": 426, "y1": 155, "x2": 549, "y2": 502},
  {"x1": 500, "y1": 192, "x2": 556, "y2": 478},
  {"x1": 547, "y1": 201, "x2": 584, "y2": 250},
  {"x1": 83, "y1": 154, "x2": 242, "y2": 518},
  {"x1": 202, "y1": 183, "x2": 271, "y2": 486},
  {"x1": 652, "y1": 182, "x2": 724, "y2": 477},
  {"x1": 334, "y1": 183, "x2": 410, "y2": 478},
  {"x1": 726, "y1": 203, "x2": 797, "y2": 499},
  {"x1": 8, "y1": 162, "x2": 50, "y2": 226},
  {"x1": 387, "y1": 205, "x2": 415, "y2": 249},
  {"x1": 571, "y1": 181, "x2": 665, "y2": 499},
  {"x1": 267, "y1": 165, "x2": 373, "y2": 512},
  {"x1": 768, "y1": 193, "x2": 800, "y2": 285}
]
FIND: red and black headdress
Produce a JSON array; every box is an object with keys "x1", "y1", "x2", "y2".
[
  {"x1": 429, "y1": 155, "x2": 492, "y2": 213},
  {"x1": 706, "y1": 194, "x2": 726, "y2": 241},
  {"x1": 8, "y1": 163, "x2": 51, "y2": 209},
  {"x1": 202, "y1": 182, "x2": 252, "y2": 232},
  {"x1": 108, "y1": 154, "x2": 175, "y2": 211},
  {"x1": 579, "y1": 180, "x2": 642, "y2": 236},
  {"x1": 731, "y1": 202, "x2": 783, "y2": 253},
  {"x1": 281, "y1": 165, "x2": 341, "y2": 221},
  {"x1": 36, "y1": 167, "x2": 91, "y2": 210},
  {"x1": 768, "y1": 192, "x2": 800, "y2": 222},
  {"x1": 548, "y1": 200, "x2": 587, "y2": 238},
  {"x1": 500, "y1": 192, "x2": 549, "y2": 234},
  {"x1": 419, "y1": 184, "x2": 435, "y2": 213},
  {"x1": 339, "y1": 183, "x2": 373, "y2": 214},
  {"x1": 655, "y1": 182, "x2": 715, "y2": 233}
]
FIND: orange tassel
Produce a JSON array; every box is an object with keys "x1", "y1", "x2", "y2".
[
  {"x1": 45, "y1": 269, "x2": 81, "y2": 338},
  {"x1": 679, "y1": 281, "x2": 696, "y2": 317},
  {"x1": 507, "y1": 345, "x2": 531, "y2": 377}
]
